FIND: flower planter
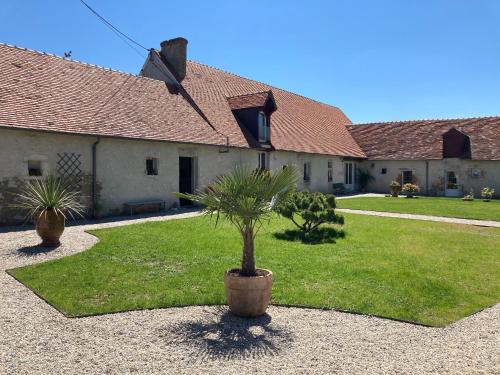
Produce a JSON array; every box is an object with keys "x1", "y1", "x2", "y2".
[
  {"x1": 36, "y1": 209, "x2": 65, "y2": 247},
  {"x1": 224, "y1": 268, "x2": 273, "y2": 317}
]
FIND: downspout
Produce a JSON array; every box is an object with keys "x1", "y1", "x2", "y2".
[
  {"x1": 92, "y1": 136, "x2": 101, "y2": 218},
  {"x1": 425, "y1": 160, "x2": 429, "y2": 195}
]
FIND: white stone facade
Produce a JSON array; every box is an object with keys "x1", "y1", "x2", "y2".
[
  {"x1": 0, "y1": 129, "x2": 347, "y2": 224},
  {"x1": 359, "y1": 159, "x2": 500, "y2": 197}
]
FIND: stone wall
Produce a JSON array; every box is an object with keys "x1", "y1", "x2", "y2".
[
  {"x1": 271, "y1": 151, "x2": 345, "y2": 193},
  {"x1": 358, "y1": 159, "x2": 500, "y2": 197},
  {"x1": 0, "y1": 128, "x2": 348, "y2": 224}
]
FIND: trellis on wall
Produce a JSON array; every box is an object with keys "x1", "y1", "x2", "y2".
[{"x1": 57, "y1": 153, "x2": 83, "y2": 191}]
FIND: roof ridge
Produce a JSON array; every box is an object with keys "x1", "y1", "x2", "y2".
[
  {"x1": 188, "y1": 59, "x2": 345, "y2": 112},
  {"x1": 351, "y1": 115, "x2": 500, "y2": 126},
  {"x1": 0, "y1": 42, "x2": 161, "y2": 83}
]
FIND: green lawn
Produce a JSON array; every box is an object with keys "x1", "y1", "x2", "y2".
[
  {"x1": 8, "y1": 214, "x2": 500, "y2": 326},
  {"x1": 338, "y1": 196, "x2": 500, "y2": 221}
]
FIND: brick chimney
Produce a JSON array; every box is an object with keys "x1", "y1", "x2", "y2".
[{"x1": 160, "y1": 37, "x2": 188, "y2": 82}]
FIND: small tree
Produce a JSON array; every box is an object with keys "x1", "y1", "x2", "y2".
[
  {"x1": 275, "y1": 191, "x2": 344, "y2": 234},
  {"x1": 389, "y1": 181, "x2": 401, "y2": 197},
  {"x1": 356, "y1": 169, "x2": 374, "y2": 192},
  {"x1": 175, "y1": 165, "x2": 297, "y2": 276},
  {"x1": 481, "y1": 187, "x2": 495, "y2": 202},
  {"x1": 401, "y1": 183, "x2": 420, "y2": 198}
]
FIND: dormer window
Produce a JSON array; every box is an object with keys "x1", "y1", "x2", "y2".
[
  {"x1": 227, "y1": 91, "x2": 277, "y2": 146},
  {"x1": 258, "y1": 111, "x2": 269, "y2": 142}
]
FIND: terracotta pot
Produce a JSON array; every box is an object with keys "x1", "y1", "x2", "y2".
[
  {"x1": 224, "y1": 268, "x2": 273, "y2": 317},
  {"x1": 36, "y1": 209, "x2": 65, "y2": 247}
]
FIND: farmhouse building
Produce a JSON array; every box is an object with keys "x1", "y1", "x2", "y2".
[
  {"x1": 0, "y1": 37, "x2": 498, "y2": 224},
  {"x1": 348, "y1": 118, "x2": 500, "y2": 196}
]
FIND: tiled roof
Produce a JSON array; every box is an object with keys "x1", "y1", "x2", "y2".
[
  {"x1": 0, "y1": 44, "x2": 226, "y2": 146},
  {"x1": 0, "y1": 43, "x2": 366, "y2": 158},
  {"x1": 347, "y1": 117, "x2": 500, "y2": 160},
  {"x1": 227, "y1": 91, "x2": 273, "y2": 110},
  {"x1": 182, "y1": 61, "x2": 366, "y2": 157}
]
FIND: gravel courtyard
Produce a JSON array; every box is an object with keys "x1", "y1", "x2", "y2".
[{"x1": 1, "y1": 211, "x2": 499, "y2": 374}]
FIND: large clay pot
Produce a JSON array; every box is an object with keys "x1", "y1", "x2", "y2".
[
  {"x1": 224, "y1": 268, "x2": 273, "y2": 317},
  {"x1": 36, "y1": 209, "x2": 65, "y2": 247}
]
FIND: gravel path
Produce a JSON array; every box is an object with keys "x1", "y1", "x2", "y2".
[
  {"x1": 1, "y1": 210, "x2": 499, "y2": 374},
  {"x1": 336, "y1": 193, "x2": 386, "y2": 199},
  {"x1": 336, "y1": 208, "x2": 500, "y2": 228}
]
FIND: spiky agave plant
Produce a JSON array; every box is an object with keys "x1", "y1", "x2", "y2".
[
  {"x1": 175, "y1": 165, "x2": 298, "y2": 276},
  {"x1": 14, "y1": 176, "x2": 85, "y2": 221}
]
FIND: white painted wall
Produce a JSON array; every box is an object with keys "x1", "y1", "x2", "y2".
[
  {"x1": 0, "y1": 129, "x2": 94, "y2": 179},
  {"x1": 270, "y1": 151, "x2": 344, "y2": 193},
  {"x1": 96, "y1": 137, "x2": 257, "y2": 213},
  {"x1": 0, "y1": 129, "x2": 348, "y2": 223}
]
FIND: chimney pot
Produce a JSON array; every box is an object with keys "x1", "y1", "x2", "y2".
[{"x1": 160, "y1": 37, "x2": 188, "y2": 82}]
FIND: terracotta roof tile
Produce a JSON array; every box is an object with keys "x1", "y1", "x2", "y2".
[
  {"x1": 0, "y1": 43, "x2": 366, "y2": 158},
  {"x1": 347, "y1": 117, "x2": 500, "y2": 160},
  {"x1": 0, "y1": 44, "x2": 225, "y2": 146},
  {"x1": 227, "y1": 91, "x2": 272, "y2": 110},
  {"x1": 183, "y1": 61, "x2": 366, "y2": 157}
]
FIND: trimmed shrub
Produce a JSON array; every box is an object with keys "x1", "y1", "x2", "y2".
[
  {"x1": 275, "y1": 191, "x2": 344, "y2": 234},
  {"x1": 481, "y1": 187, "x2": 495, "y2": 202}
]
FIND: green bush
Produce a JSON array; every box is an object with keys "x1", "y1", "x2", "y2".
[
  {"x1": 389, "y1": 181, "x2": 401, "y2": 197},
  {"x1": 481, "y1": 187, "x2": 495, "y2": 202},
  {"x1": 401, "y1": 183, "x2": 420, "y2": 198},
  {"x1": 356, "y1": 169, "x2": 374, "y2": 192},
  {"x1": 275, "y1": 191, "x2": 344, "y2": 234}
]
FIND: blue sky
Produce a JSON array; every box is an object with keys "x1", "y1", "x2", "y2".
[{"x1": 2, "y1": 0, "x2": 499, "y2": 123}]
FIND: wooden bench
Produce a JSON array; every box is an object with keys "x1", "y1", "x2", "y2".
[{"x1": 124, "y1": 199, "x2": 166, "y2": 216}]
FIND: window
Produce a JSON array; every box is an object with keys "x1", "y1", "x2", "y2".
[
  {"x1": 381, "y1": 168, "x2": 387, "y2": 175},
  {"x1": 257, "y1": 152, "x2": 268, "y2": 170},
  {"x1": 258, "y1": 111, "x2": 269, "y2": 142},
  {"x1": 303, "y1": 162, "x2": 311, "y2": 182},
  {"x1": 344, "y1": 162, "x2": 353, "y2": 185},
  {"x1": 401, "y1": 170, "x2": 413, "y2": 185},
  {"x1": 28, "y1": 160, "x2": 42, "y2": 176},
  {"x1": 327, "y1": 160, "x2": 333, "y2": 182},
  {"x1": 146, "y1": 158, "x2": 159, "y2": 175}
]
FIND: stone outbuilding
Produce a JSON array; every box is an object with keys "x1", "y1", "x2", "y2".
[{"x1": 347, "y1": 118, "x2": 500, "y2": 197}]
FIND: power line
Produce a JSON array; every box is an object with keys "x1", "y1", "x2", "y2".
[{"x1": 78, "y1": 0, "x2": 148, "y2": 58}]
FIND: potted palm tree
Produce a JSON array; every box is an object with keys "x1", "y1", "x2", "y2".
[
  {"x1": 15, "y1": 176, "x2": 85, "y2": 246},
  {"x1": 175, "y1": 165, "x2": 297, "y2": 317}
]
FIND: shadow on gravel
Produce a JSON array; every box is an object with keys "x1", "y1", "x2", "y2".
[
  {"x1": 273, "y1": 227, "x2": 345, "y2": 244},
  {"x1": 16, "y1": 243, "x2": 60, "y2": 256},
  {"x1": 164, "y1": 307, "x2": 294, "y2": 361}
]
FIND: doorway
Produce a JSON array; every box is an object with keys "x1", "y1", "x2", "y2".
[
  {"x1": 445, "y1": 170, "x2": 460, "y2": 197},
  {"x1": 179, "y1": 157, "x2": 194, "y2": 206},
  {"x1": 344, "y1": 162, "x2": 355, "y2": 191}
]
